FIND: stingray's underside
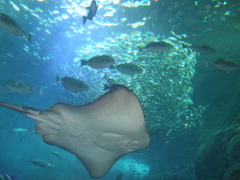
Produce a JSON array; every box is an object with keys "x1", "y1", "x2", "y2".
[{"x1": 0, "y1": 87, "x2": 150, "y2": 178}]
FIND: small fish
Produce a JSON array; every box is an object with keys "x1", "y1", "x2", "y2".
[
  {"x1": 139, "y1": 41, "x2": 173, "y2": 53},
  {"x1": 207, "y1": 59, "x2": 240, "y2": 72},
  {"x1": 115, "y1": 173, "x2": 123, "y2": 180},
  {"x1": 4, "y1": 80, "x2": 42, "y2": 95},
  {"x1": 8, "y1": 128, "x2": 30, "y2": 134},
  {"x1": 114, "y1": 63, "x2": 143, "y2": 75},
  {"x1": 51, "y1": 151, "x2": 62, "y2": 157},
  {"x1": 29, "y1": 160, "x2": 55, "y2": 168},
  {"x1": 183, "y1": 44, "x2": 216, "y2": 54},
  {"x1": 80, "y1": 55, "x2": 115, "y2": 69},
  {"x1": 0, "y1": 173, "x2": 16, "y2": 180},
  {"x1": 104, "y1": 84, "x2": 126, "y2": 91},
  {"x1": 0, "y1": 13, "x2": 31, "y2": 43},
  {"x1": 56, "y1": 74, "x2": 89, "y2": 92},
  {"x1": 83, "y1": 0, "x2": 98, "y2": 24}
]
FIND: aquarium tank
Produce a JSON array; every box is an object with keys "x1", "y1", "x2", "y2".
[{"x1": 1, "y1": 0, "x2": 240, "y2": 179}]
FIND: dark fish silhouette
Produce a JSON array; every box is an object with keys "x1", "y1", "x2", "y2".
[
  {"x1": 183, "y1": 44, "x2": 216, "y2": 54},
  {"x1": 0, "y1": 13, "x2": 31, "y2": 43},
  {"x1": 83, "y1": 0, "x2": 98, "y2": 24},
  {"x1": 115, "y1": 63, "x2": 143, "y2": 75},
  {"x1": 4, "y1": 80, "x2": 42, "y2": 95},
  {"x1": 104, "y1": 84, "x2": 126, "y2": 91},
  {"x1": 29, "y1": 160, "x2": 55, "y2": 168},
  {"x1": 56, "y1": 74, "x2": 89, "y2": 92}
]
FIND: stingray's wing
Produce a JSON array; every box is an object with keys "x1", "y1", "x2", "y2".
[{"x1": 0, "y1": 87, "x2": 150, "y2": 178}]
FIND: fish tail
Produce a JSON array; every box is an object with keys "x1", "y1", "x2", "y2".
[
  {"x1": 27, "y1": 33, "x2": 32, "y2": 43},
  {"x1": 103, "y1": 84, "x2": 109, "y2": 90},
  {"x1": 109, "y1": 65, "x2": 115, "y2": 69},
  {"x1": 56, "y1": 74, "x2": 60, "y2": 81},
  {"x1": 80, "y1": 60, "x2": 87, "y2": 66},
  {"x1": 182, "y1": 44, "x2": 188, "y2": 49},
  {"x1": 83, "y1": 16, "x2": 87, "y2": 24},
  {"x1": 35, "y1": 86, "x2": 43, "y2": 95}
]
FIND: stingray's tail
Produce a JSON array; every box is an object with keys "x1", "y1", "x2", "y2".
[
  {"x1": 103, "y1": 84, "x2": 109, "y2": 90},
  {"x1": 83, "y1": 16, "x2": 87, "y2": 24},
  {"x1": 80, "y1": 60, "x2": 87, "y2": 67}
]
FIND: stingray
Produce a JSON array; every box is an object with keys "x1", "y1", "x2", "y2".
[{"x1": 0, "y1": 87, "x2": 150, "y2": 178}]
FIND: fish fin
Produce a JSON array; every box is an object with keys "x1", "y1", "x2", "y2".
[
  {"x1": 35, "y1": 86, "x2": 43, "y2": 95},
  {"x1": 80, "y1": 60, "x2": 87, "y2": 66},
  {"x1": 83, "y1": 16, "x2": 87, "y2": 24},
  {"x1": 27, "y1": 33, "x2": 32, "y2": 43},
  {"x1": 56, "y1": 74, "x2": 60, "y2": 82},
  {"x1": 109, "y1": 65, "x2": 115, "y2": 69},
  {"x1": 103, "y1": 84, "x2": 109, "y2": 90}
]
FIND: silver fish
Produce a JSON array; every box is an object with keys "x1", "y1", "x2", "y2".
[
  {"x1": 8, "y1": 128, "x2": 30, "y2": 134},
  {"x1": 139, "y1": 41, "x2": 173, "y2": 53},
  {"x1": 184, "y1": 44, "x2": 216, "y2": 54},
  {"x1": 56, "y1": 74, "x2": 89, "y2": 92},
  {"x1": 115, "y1": 63, "x2": 143, "y2": 75},
  {"x1": 30, "y1": 160, "x2": 55, "y2": 168},
  {"x1": 0, "y1": 13, "x2": 31, "y2": 43},
  {"x1": 4, "y1": 80, "x2": 42, "y2": 95},
  {"x1": 103, "y1": 74, "x2": 118, "y2": 87},
  {"x1": 208, "y1": 59, "x2": 240, "y2": 72},
  {"x1": 80, "y1": 55, "x2": 115, "y2": 69}
]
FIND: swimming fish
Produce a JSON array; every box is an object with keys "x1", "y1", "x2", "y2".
[
  {"x1": 8, "y1": 128, "x2": 30, "y2": 134},
  {"x1": 56, "y1": 74, "x2": 89, "y2": 92},
  {"x1": 139, "y1": 41, "x2": 173, "y2": 53},
  {"x1": 29, "y1": 160, "x2": 55, "y2": 168},
  {"x1": 51, "y1": 151, "x2": 62, "y2": 157},
  {"x1": 4, "y1": 80, "x2": 42, "y2": 95},
  {"x1": 115, "y1": 63, "x2": 143, "y2": 75},
  {"x1": 207, "y1": 59, "x2": 240, "y2": 72},
  {"x1": 0, "y1": 13, "x2": 31, "y2": 43},
  {"x1": 183, "y1": 44, "x2": 216, "y2": 54},
  {"x1": 104, "y1": 84, "x2": 126, "y2": 91},
  {"x1": 80, "y1": 55, "x2": 115, "y2": 69},
  {"x1": 0, "y1": 173, "x2": 16, "y2": 180},
  {"x1": 83, "y1": 0, "x2": 98, "y2": 24}
]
